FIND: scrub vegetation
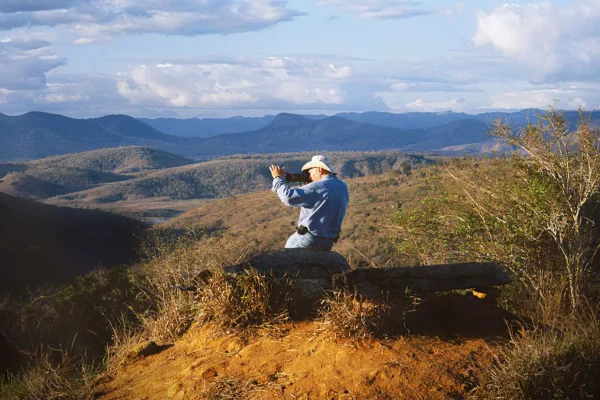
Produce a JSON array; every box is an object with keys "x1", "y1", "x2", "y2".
[{"x1": 2, "y1": 109, "x2": 600, "y2": 399}]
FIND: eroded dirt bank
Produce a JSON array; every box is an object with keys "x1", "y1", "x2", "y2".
[{"x1": 99, "y1": 294, "x2": 516, "y2": 399}]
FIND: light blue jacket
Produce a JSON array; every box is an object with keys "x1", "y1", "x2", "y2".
[{"x1": 272, "y1": 174, "x2": 349, "y2": 239}]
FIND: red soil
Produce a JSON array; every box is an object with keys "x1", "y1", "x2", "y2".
[{"x1": 98, "y1": 294, "x2": 518, "y2": 399}]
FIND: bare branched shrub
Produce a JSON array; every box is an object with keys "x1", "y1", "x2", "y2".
[
  {"x1": 396, "y1": 109, "x2": 600, "y2": 314},
  {"x1": 491, "y1": 109, "x2": 600, "y2": 310},
  {"x1": 319, "y1": 290, "x2": 393, "y2": 339},
  {"x1": 198, "y1": 269, "x2": 295, "y2": 332},
  {"x1": 475, "y1": 311, "x2": 600, "y2": 399}
]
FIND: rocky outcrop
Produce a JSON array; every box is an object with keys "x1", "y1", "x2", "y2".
[
  {"x1": 333, "y1": 262, "x2": 511, "y2": 299},
  {"x1": 217, "y1": 251, "x2": 511, "y2": 310}
]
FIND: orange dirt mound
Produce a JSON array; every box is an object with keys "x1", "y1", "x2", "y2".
[{"x1": 98, "y1": 294, "x2": 518, "y2": 399}]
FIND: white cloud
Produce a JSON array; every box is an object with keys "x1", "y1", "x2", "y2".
[
  {"x1": 318, "y1": 0, "x2": 430, "y2": 19},
  {"x1": 490, "y1": 89, "x2": 578, "y2": 110},
  {"x1": 405, "y1": 97, "x2": 468, "y2": 112},
  {"x1": 116, "y1": 58, "x2": 352, "y2": 109},
  {"x1": 390, "y1": 80, "x2": 480, "y2": 92},
  {"x1": 473, "y1": 1, "x2": 600, "y2": 82},
  {"x1": 0, "y1": 0, "x2": 304, "y2": 38},
  {"x1": 36, "y1": 92, "x2": 89, "y2": 103},
  {"x1": 72, "y1": 37, "x2": 98, "y2": 45},
  {"x1": 0, "y1": 37, "x2": 65, "y2": 91}
]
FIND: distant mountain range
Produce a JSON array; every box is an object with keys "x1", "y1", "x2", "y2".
[
  {"x1": 1, "y1": 109, "x2": 598, "y2": 162},
  {"x1": 141, "y1": 109, "x2": 599, "y2": 138},
  {"x1": 0, "y1": 111, "x2": 184, "y2": 161},
  {"x1": 139, "y1": 114, "x2": 327, "y2": 137}
]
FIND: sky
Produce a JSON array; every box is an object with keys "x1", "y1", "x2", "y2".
[{"x1": 0, "y1": 0, "x2": 599, "y2": 118}]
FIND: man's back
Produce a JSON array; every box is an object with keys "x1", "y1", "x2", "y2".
[
  {"x1": 296, "y1": 175, "x2": 348, "y2": 239},
  {"x1": 270, "y1": 155, "x2": 349, "y2": 250}
]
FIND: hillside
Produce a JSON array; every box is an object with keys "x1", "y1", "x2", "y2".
[
  {"x1": 140, "y1": 115, "x2": 278, "y2": 137},
  {"x1": 3, "y1": 110, "x2": 598, "y2": 162},
  {"x1": 141, "y1": 109, "x2": 600, "y2": 136},
  {"x1": 192, "y1": 114, "x2": 490, "y2": 156},
  {"x1": 0, "y1": 147, "x2": 193, "y2": 199},
  {"x1": 25, "y1": 146, "x2": 194, "y2": 174},
  {"x1": 1, "y1": 111, "x2": 492, "y2": 162},
  {"x1": 100, "y1": 315, "x2": 508, "y2": 399},
  {"x1": 0, "y1": 192, "x2": 147, "y2": 293},
  {"x1": 45, "y1": 152, "x2": 435, "y2": 210}
]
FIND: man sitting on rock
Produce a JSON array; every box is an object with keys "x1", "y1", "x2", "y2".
[{"x1": 270, "y1": 155, "x2": 349, "y2": 251}]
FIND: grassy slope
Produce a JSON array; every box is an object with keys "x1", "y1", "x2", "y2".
[
  {"x1": 45, "y1": 152, "x2": 435, "y2": 207},
  {"x1": 0, "y1": 147, "x2": 193, "y2": 199},
  {"x1": 164, "y1": 172, "x2": 428, "y2": 268},
  {"x1": 0, "y1": 192, "x2": 148, "y2": 293}
]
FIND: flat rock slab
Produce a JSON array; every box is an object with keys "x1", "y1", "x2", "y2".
[
  {"x1": 333, "y1": 262, "x2": 511, "y2": 299},
  {"x1": 218, "y1": 253, "x2": 510, "y2": 310},
  {"x1": 224, "y1": 249, "x2": 351, "y2": 281}
]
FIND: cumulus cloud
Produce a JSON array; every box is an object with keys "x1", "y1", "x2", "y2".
[
  {"x1": 473, "y1": 1, "x2": 600, "y2": 82},
  {"x1": 0, "y1": 37, "x2": 65, "y2": 91},
  {"x1": 405, "y1": 97, "x2": 468, "y2": 112},
  {"x1": 0, "y1": 0, "x2": 303, "y2": 38},
  {"x1": 116, "y1": 57, "x2": 352, "y2": 109},
  {"x1": 0, "y1": 37, "x2": 52, "y2": 51},
  {"x1": 489, "y1": 89, "x2": 590, "y2": 110},
  {"x1": 318, "y1": 0, "x2": 431, "y2": 19},
  {"x1": 390, "y1": 80, "x2": 481, "y2": 92}
]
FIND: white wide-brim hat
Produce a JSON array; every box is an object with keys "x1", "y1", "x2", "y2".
[{"x1": 301, "y1": 155, "x2": 335, "y2": 173}]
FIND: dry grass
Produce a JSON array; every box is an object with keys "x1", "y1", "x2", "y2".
[
  {"x1": 198, "y1": 376, "x2": 255, "y2": 400},
  {"x1": 474, "y1": 310, "x2": 600, "y2": 399},
  {"x1": 0, "y1": 348, "x2": 100, "y2": 400},
  {"x1": 103, "y1": 317, "x2": 145, "y2": 375},
  {"x1": 198, "y1": 269, "x2": 295, "y2": 333},
  {"x1": 136, "y1": 228, "x2": 266, "y2": 342},
  {"x1": 319, "y1": 290, "x2": 394, "y2": 340}
]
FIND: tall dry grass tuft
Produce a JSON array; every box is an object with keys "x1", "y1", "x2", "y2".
[
  {"x1": 198, "y1": 269, "x2": 295, "y2": 332},
  {"x1": 319, "y1": 290, "x2": 394, "y2": 339},
  {"x1": 475, "y1": 308, "x2": 600, "y2": 399},
  {"x1": 136, "y1": 229, "x2": 264, "y2": 341},
  {"x1": 103, "y1": 315, "x2": 145, "y2": 376},
  {"x1": 0, "y1": 347, "x2": 101, "y2": 400}
]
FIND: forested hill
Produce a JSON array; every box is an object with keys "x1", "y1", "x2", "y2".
[{"x1": 0, "y1": 112, "x2": 190, "y2": 161}]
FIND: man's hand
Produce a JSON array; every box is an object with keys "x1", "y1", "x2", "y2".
[{"x1": 269, "y1": 164, "x2": 285, "y2": 178}]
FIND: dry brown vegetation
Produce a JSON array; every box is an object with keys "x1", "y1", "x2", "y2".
[
  {"x1": 4, "y1": 110, "x2": 600, "y2": 399},
  {"x1": 198, "y1": 270, "x2": 295, "y2": 332},
  {"x1": 319, "y1": 291, "x2": 393, "y2": 339}
]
